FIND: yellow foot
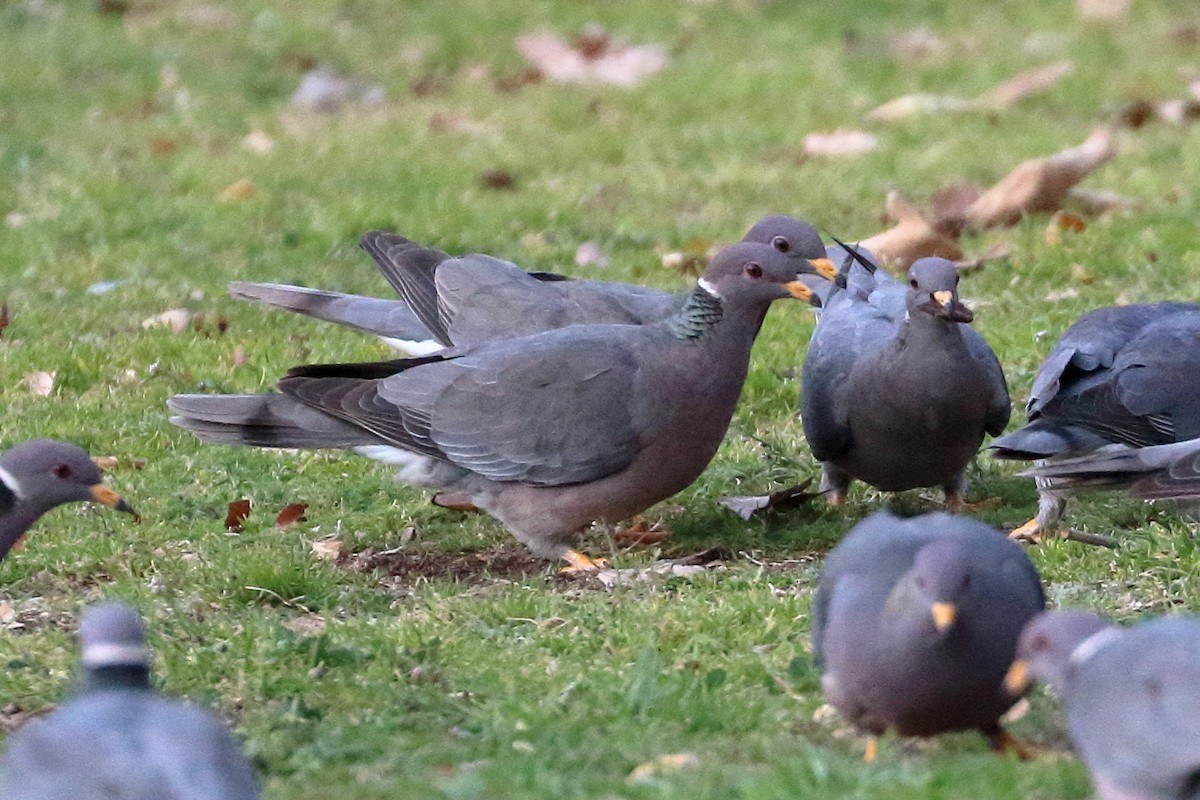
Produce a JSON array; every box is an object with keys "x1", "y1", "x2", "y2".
[
  {"x1": 863, "y1": 736, "x2": 878, "y2": 763},
  {"x1": 986, "y1": 728, "x2": 1034, "y2": 761},
  {"x1": 1009, "y1": 518, "x2": 1048, "y2": 543},
  {"x1": 945, "y1": 494, "x2": 1002, "y2": 514},
  {"x1": 560, "y1": 550, "x2": 609, "y2": 573}
]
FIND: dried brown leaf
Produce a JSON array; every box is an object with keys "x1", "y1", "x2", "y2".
[
  {"x1": 242, "y1": 129, "x2": 274, "y2": 154},
  {"x1": 867, "y1": 93, "x2": 970, "y2": 122},
  {"x1": 955, "y1": 240, "x2": 1012, "y2": 273},
  {"x1": 91, "y1": 456, "x2": 147, "y2": 471},
  {"x1": 0, "y1": 301, "x2": 8, "y2": 339},
  {"x1": 974, "y1": 61, "x2": 1073, "y2": 109},
  {"x1": 964, "y1": 128, "x2": 1115, "y2": 229},
  {"x1": 141, "y1": 308, "x2": 190, "y2": 332},
  {"x1": 859, "y1": 191, "x2": 964, "y2": 269},
  {"x1": 628, "y1": 753, "x2": 699, "y2": 784},
  {"x1": 22, "y1": 371, "x2": 55, "y2": 397},
  {"x1": 225, "y1": 499, "x2": 251, "y2": 531},
  {"x1": 1066, "y1": 187, "x2": 1138, "y2": 214},
  {"x1": 275, "y1": 503, "x2": 309, "y2": 528},
  {"x1": 310, "y1": 538, "x2": 341, "y2": 561},
  {"x1": 613, "y1": 520, "x2": 671, "y2": 546},
  {"x1": 517, "y1": 28, "x2": 667, "y2": 87},
  {"x1": 1071, "y1": 263, "x2": 1096, "y2": 284},
  {"x1": 929, "y1": 180, "x2": 982, "y2": 238},
  {"x1": 218, "y1": 179, "x2": 256, "y2": 203},
  {"x1": 479, "y1": 169, "x2": 516, "y2": 190},
  {"x1": 281, "y1": 613, "x2": 326, "y2": 636},
  {"x1": 1077, "y1": 0, "x2": 1130, "y2": 21},
  {"x1": 802, "y1": 129, "x2": 877, "y2": 158},
  {"x1": 148, "y1": 137, "x2": 176, "y2": 157}
]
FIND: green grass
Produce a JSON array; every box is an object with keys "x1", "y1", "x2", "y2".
[{"x1": 3, "y1": 0, "x2": 1200, "y2": 796}]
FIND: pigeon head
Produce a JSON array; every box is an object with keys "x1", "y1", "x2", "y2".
[
  {"x1": 1006, "y1": 609, "x2": 1112, "y2": 695},
  {"x1": 906, "y1": 258, "x2": 972, "y2": 323},
  {"x1": 80, "y1": 603, "x2": 150, "y2": 667},
  {"x1": 741, "y1": 215, "x2": 838, "y2": 281},
  {"x1": 699, "y1": 242, "x2": 822, "y2": 308},
  {"x1": 908, "y1": 538, "x2": 973, "y2": 638},
  {"x1": 0, "y1": 439, "x2": 136, "y2": 518}
]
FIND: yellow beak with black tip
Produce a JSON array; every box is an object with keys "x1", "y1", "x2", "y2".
[
  {"x1": 1004, "y1": 659, "x2": 1031, "y2": 695},
  {"x1": 807, "y1": 257, "x2": 839, "y2": 281},
  {"x1": 90, "y1": 484, "x2": 139, "y2": 520},
  {"x1": 931, "y1": 602, "x2": 957, "y2": 633},
  {"x1": 784, "y1": 280, "x2": 817, "y2": 304}
]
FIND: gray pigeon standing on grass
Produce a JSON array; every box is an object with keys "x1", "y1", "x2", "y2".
[
  {"x1": 0, "y1": 439, "x2": 137, "y2": 564},
  {"x1": 990, "y1": 302, "x2": 1200, "y2": 541},
  {"x1": 800, "y1": 255, "x2": 1010, "y2": 509},
  {"x1": 170, "y1": 242, "x2": 821, "y2": 570},
  {"x1": 1007, "y1": 611, "x2": 1200, "y2": 800},
  {"x1": 229, "y1": 215, "x2": 838, "y2": 353},
  {"x1": 813, "y1": 511, "x2": 1044, "y2": 758},
  {"x1": 0, "y1": 602, "x2": 260, "y2": 800}
]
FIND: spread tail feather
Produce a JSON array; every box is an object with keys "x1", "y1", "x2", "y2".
[
  {"x1": 168, "y1": 393, "x2": 379, "y2": 449},
  {"x1": 989, "y1": 421, "x2": 1112, "y2": 460},
  {"x1": 1026, "y1": 440, "x2": 1200, "y2": 500}
]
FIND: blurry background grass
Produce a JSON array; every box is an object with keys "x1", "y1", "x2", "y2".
[{"x1": 2, "y1": 0, "x2": 1200, "y2": 797}]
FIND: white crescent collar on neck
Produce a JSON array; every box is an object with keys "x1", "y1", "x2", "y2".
[
  {"x1": 1069, "y1": 626, "x2": 1120, "y2": 667},
  {"x1": 697, "y1": 278, "x2": 721, "y2": 298},
  {"x1": 0, "y1": 465, "x2": 22, "y2": 500},
  {"x1": 83, "y1": 643, "x2": 152, "y2": 668}
]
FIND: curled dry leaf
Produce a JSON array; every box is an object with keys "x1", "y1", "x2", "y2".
[
  {"x1": 802, "y1": 129, "x2": 878, "y2": 158},
  {"x1": 517, "y1": 27, "x2": 667, "y2": 87},
  {"x1": 964, "y1": 128, "x2": 1116, "y2": 229},
  {"x1": 1044, "y1": 210, "x2": 1088, "y2": 245},
  {"x1": 275, "y1": 503, "x2": 309, "y2": 528},
  {"x1": 141, "y1": 308, "x2": 190, "y2": 332},
  {"x1": 859, "y1": 191, "x2": 964, "y2": 269},
  {"x1": 1071, "y1": 263, "x2": 1096, "y2": 284},
  {"x1": 974, "y1": 60, "x2": 1074, "y2": 110},
  {"x1": 1067, "y1": 187, "x2": 1138, "y2": 214},
  {"x1": 22, "y1": 371, "x2": 55, "y2": 397},
  {"x1": 242, "y1": 129, "x2": 274, "y2": 154},
  {"x1": 627, "y1": 753, "x2": 700, "y2": 784},
  {"x1": 0, "y1": 301, "x2": 8, "y2": 338},
  {"x1": 218, "y1": 179, "x2": 256, "y2": 203},
  {"x1": 867, "y1": 93, "x2": 970, "y2": 122},
  {"x1": 225, "y1": 499, "x2": 252, "y2": 531},
  {"x1": 479, "y1": 169, "x2": 516, "y2": 190},
  {"x1": 613, "y1": 519, "x2": 670, "y2": 546},
  {"x1": 310, "y1": 538, "x2": 341, "y2": 561}
]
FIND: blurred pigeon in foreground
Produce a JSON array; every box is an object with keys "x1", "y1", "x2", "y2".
[
  {"x1": 0, "y1": 439, "x2": 136, "y2": 564},
  {"x1": 814, "y1": 511, "x2": 1044, "y2": 757},
  {"x1": 1008, "y1": 611, "x2": 1200, "y2": 800},
  {"x1": 0, "y1": 602, "x2": 260, "y2": 800},
  {"x1": 171, "y1": 243, "x2": 820, "y2": 570},
  {"x1": 230, "y1": 215, "x2": 838, "y2": 354},
  {"x1": 801, "y1": 253, "x2": 1010, "y2": 509},
  {"x1": 990, "y1": 303, "x2": 1200, "y2": 541}
]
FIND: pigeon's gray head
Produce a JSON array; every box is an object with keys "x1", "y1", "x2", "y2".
[
  {"x1": 741, "y1": 215, "x2": 838, "y2": 280},
  {"x1": 1006, "y1": 609, "x2": 1112, "y2": 695},
  {"x1": 908, "y1": 538, "x2": 974, "y2": 638},
  {"x1": 80, "y1": 602, "x2": 152, "y2": 670},
  {"x1": 699, "y1": 242, "x2": 822, "y2": 308},
  {"x1": 0, "y1": 439, "x2": 136, "y2": 517},
  {"x1": 906, "y1": 258, "x2": 972, "y2": 323}
]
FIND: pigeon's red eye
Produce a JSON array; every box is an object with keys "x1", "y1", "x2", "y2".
[
  {"x1": 744, "y1": 262, "x2": 763, "y2": 278},
  {"x1": 53, "y1": 463, "x2": 72, "y2": 480},
  {"x1": 771, "y1": 236, "x2": 790, "y2": 253}
]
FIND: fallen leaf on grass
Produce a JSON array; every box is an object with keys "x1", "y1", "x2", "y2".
[
  {"x1": 479, "y1": 169, "x2": 516, "y2": 190},
  {"x1": 867, "y1": 93, "x2": 971, "y2": 122},
  {"x1": 218, "y1": 179, "x2": 256, "y2": 203},
  {"x1": 964, "y1": 128, "x2": 1115, "y2": 229},
  {"x1": 241, "y1": 129, "x2": 274, "y2": 154},
  {"x1": 148, "y1": 137, "x2": 176, "y2": 157},
  {"x1": 275, "y1": 503, "x2": 309, "y2": 528},
  {"x1": 1067, "y1": 187, "x2": 1138, "y2": 214},
  {"x1": 225, "y1": 499, "x2": 251, "y2": 531},
  {"x1": 1071, "y1": 263, "x2": 1096, "y2": 284},
  {"x1": 718, "y1": 478, "x2": 817, "y2": 520},
  {"x1": 310, "y1": 538, "x2": 341, "y2": 561},
  {"x1": 974, "y1": 60, "x2": 1074, "y2": 109},
  {"x1": 517, "y1": 25, "x2": 667, "y2": 87},
  {"x1": 859, "y1": 191, "x2": 964, "y2": 269},
  {"x1": 0, "y1": 301, "x2": 8, "y2": 338},
  {"x1": 955, "y1": 240, "x2": 1012, "y2": 273},
  {"x1": 290, "y1": 68, "x2": 385, "y2": 112},
  {"x1": 627, "y1": 753, "x2": 699, "y2": 784},
  {"x1": 141, "y1": 308, "x2": 190, "y2": 332},
  {"x1": 91, "y1": 456, "x2": 147, "y2": 471},
  {"x1": 613, "y1": 519, "x2": 670, "y2": 546},
  {"x1": 22, "y1": 371, "x2": 55, "y2": 397},
  {"x1": 802, "y1": 129, "x2": 877, "y2": 158},
  {"x1": 1044, "y1": 210, "x2": 1088, "y2": 245},
  {"x1": 1044, "y1": 286, "x2": 1080, "y2": 302},
  {"x1": 281, "y1": 614, "x2": 326, "y2": 636},
  {"x1": 574, "y1": 240, "x2": 608, "y2": 269},
  {"x1": 1077, "y1": 0, "x2": 1130, "y2": 21}
]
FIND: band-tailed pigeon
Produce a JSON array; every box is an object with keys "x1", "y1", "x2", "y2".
[
  {"x1": 170, "y1": 242, "x2": 820, "y2": 569},
  {"x1": 229, "y1": 215, "x2": 837, "y2": 353},
  {"x1": 814, "y1": 510, "x2": 1045, "y2": 756},
  {"x1": 801, "y1": 255, "x2": 1010, "y2": 508},
  {"x1": 0, "y1": 602, "x2": 260, "y2": 800},
  {"x1": 990, "y1": 303, "x2": 1200, "y2": 540},
  {"x1": 1007, "y1": 610, "x2": 1200, "y2": 800},
  {"x1": 0, "y1": 439, "x2": 136, "y2": 565}
]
